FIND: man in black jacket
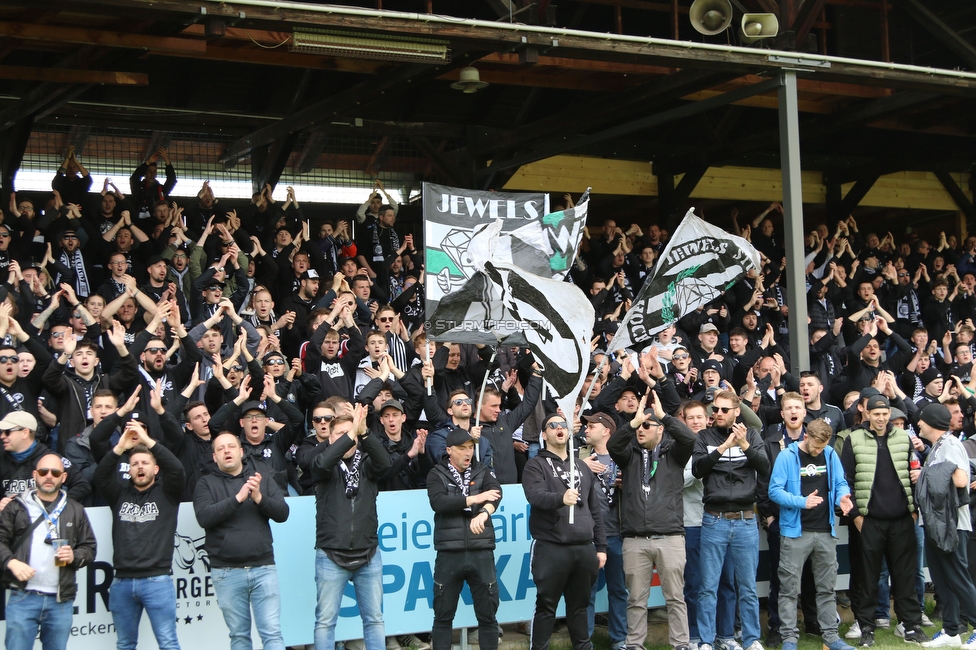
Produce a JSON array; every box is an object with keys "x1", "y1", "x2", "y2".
[
  {"x1": 692, "y1": 391, "x2": 770, "y2": 650},
  {"x1": 608, "y1": 391, "x2": 694, "y2": 650},
  {"x1": 193, "y1": 432, "x2": 290, "y2": 650},
  {"x1": 0, "y1": 452, "x2": 95, "y2": 650},
  {"x1": 94, "y1": 415, "x2": 184, "y2": 650},
  {"x1": 523, "y1": 413, "x2": 607, "y2": 650},
  {"x1": 427, "y1": 428, "x2": 502, "y2": 650},
  {"x1": 310, "y1": 404, "x2": 392, "y2": 650}
]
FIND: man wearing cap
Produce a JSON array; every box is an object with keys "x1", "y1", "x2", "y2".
[
  {"x1": 692, "y1": 390, "x2": 770, "y2": 650},
  {"x1": 207, "y1": 374, "x2": 305, "y2": 494},
  {"x1": 310, "y1": 404, "x2": 392, "y2": 650},
  {"x1": 691, "y1": 323, "x2": 723, "y2": 368},
  {"x1": 94, "y1": 413, "x2": 184, "y2": 650},
  {"x1": 609, "y1": 391, "x2": 695, "y2": 650},
  {"x1": 54, "y1": 225, "x2": 95, "y2": 299},
  {"x1": 194, "y1": 432, "x2": 290, "y2": 650},
  {"x1": 582, "y1": 411, "x2": 627, "y2": 650},
  {"x1": 768, "y1": 419, "x2": 855, "y2": 650},
  {"x1": 373, "y1": 398, "x2": 430, "y2": 491},
  {"x1": 914, "y1": 403, "x2": 976, "y2": 649},
  {"x1": 280, "y1": 268, "x2": 321, "y2": 346},
  {"x1": 427, "y1": 428, "x2": 502, "y2": 650},
  {"x1": 522, "y1": 413, "x2": 606, "y2": 650},
  {"x1": 693, "y1": 359, "x2": 728, "y2": 403},
  {"x1": 841, "y1": 394, "x2": 927, "y2": 646},
  {"x1": 0, "y1": 451, "x2": 96, "y2": 650}
]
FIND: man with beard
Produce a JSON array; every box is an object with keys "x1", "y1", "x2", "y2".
[
  {"x1": 0, "y1": 453, "x2": 96, "y2": 650},
  {"x1": 194, "y1": 432, "x2": 290, "y2": 650},
  {"x1": 427, "y1": 428, "x2": 502, "y2": 650},
  {"x1": 140, "y1": 255, "x2": 189, "y2": 324},
  {"x1": 0, "y1": 314, "x2": 51, "y2": 425},
  {"x1": 474, "y1": 368, "x2": 543, "y2": 485},
  {"x1": 799, "y1": 372, "x2": 844, "y2": 438},
  {"x1": 424, "y1": 388, "x2": 493, "y2": 469},
  {"x1": 95, "y1": 415, "x2": 184, "y2": 650},
  {"x1": 609, "y1": 391, "x2": 695, "y2": 650},
  {"x1": 692, "y1": 391, "x2": 770, "y2": 650},
  {"x1": 523, "y1": 413, "x2": 607, "y2": 650},
  {"x1": 310, "y1": 405, "x2": 392, "y2": 650}
]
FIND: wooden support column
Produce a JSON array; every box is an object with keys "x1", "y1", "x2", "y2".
[{"x1": 0, "y1": 117, "x2": 33, "y2": 206}]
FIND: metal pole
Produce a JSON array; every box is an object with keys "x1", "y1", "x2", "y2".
[{"x1": 778, "y1": 71, "x2": 810, "y2": 374}]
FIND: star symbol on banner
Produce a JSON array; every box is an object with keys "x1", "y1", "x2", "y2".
[
  {"x1": 184, "y1": 616, "x2": 193, "y2": 625},
  {"x1": 197, "y1": 615, "x2": 204, "y2": 621}
]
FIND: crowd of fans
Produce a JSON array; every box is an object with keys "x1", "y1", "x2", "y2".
[{"x1": 0, "y1": 148, "x2": 975, "y2": 650}]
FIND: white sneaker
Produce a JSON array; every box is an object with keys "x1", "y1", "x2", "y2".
[
  {"x1": 877, "y1": 619, "x2": 891, "y2": 629},
  {"x1": 387, "y1": 637, "x2": 402, "y2": 650},
  {"x1": 847, "y1": 622, "x2": 863, "y2": 640},
  {"x1": 745, "y1": 642, "x2": 766, "y2": 650},
  {"x1": 922, "y1": 615, "x2": 935, "y2": 628},
  {"x1": 718, "y1": 640, "x2": 744, "y2": 650},
  {"x1": 700, "y1": 645, "x2": 713, "y2": 650},
  {"x1": 896, "y1": 624, "x2": 907, "y2": 638},
  {"x1": 922, "y1": 631, "x2": 961, "y2": 648},
  {"x1": 961, "y1": 632, "x2": 976, "y2": 650}
]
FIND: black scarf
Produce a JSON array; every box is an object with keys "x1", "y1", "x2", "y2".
[
  {"x1": 338, "y1": 450, "x2": 363, "y2": 498},
  {"x1": 640, "y1": 446, "x2": 660, "y2": 499},
  {"x1": 447, "y1": 463, "x2": 472, "y2": 511},
  {"x1": 545, "y1": 456, "x2": 581, "y2": 504}
]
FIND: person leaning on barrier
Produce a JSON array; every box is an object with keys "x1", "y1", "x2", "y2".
[
  {"x1": 426, "y1": 427, "x2": 502, "y2": 650},
  {"x1": 0, "y1": 452, "x2": 95, "y2": 650}
]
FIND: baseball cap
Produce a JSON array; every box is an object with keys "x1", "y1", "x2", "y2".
[
  {"x1": 446, "y1": 428, "x2": 474, "y2": 447},
  {"x1": 582, "y1": 412, "x2": 616, "y2": 434},
  {"x1": 700, "y1": 323, "x2": 719, "y2": 334},
  {"x1": 240, "y1": 401, "x2": 267, "y2": 415},
  {"x1": 865, "y1": 395, "x2": 890, "y2": 411},
  {"x1": 300, "y1": 269, "x2": 320, "y2": 281},
  {"x1": 641, "y1": 409, "x2": 664, "y2": 426},
  {"x1": 379, "y1": 399, "x2": 404, "y2": 414},
  {"x1": 0, "y1": 412, "x2": 36, "y2": 431}
]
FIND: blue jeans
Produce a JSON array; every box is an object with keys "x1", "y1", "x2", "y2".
[
  {"x1": 527, "y1": 443, "x2": 540, "y2": 459},
  {"x1": 698, "y1": 513, "x2": 761, "y2": 647},
  {"x1": 685, "y1": 525, "x2": 737, "y2": 642},
  {"x1": 211, "y1": 565, "x2": 285, "y2": 650},
  {"x1": 314, "y1": 549, "x2": 385, "y2": 650},
  {"x1": 109, "y1": 575, "x2": 180, "y2": 650},
  {"x1": 5, "y1": 589, "x2": 73, "y2": 650},
  {"x1": 587, "y1": 535, "x2": 627, "y2": 648}
]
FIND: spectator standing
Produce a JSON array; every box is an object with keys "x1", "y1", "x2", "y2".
[{"x1": 193, "y1": 433, "x2": 290, "y2": 650}]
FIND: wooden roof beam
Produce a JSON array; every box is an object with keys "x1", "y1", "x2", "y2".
[
  {"x1": 892, "y1": 0, "x2": 976, "y2": 71},
  {"x1": 0, "y1": 21, "x2": 206, "y2": 55},
  {"x1": 0, "y1": 65, "x2": 147, "y2": 85}
]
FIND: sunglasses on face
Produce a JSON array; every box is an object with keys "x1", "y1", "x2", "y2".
[
  {"x1": 546, "y1": 421, "x2": 568, "y2": 429},
  {"x1": 377, "y1": 317, "x2": 394, "y2": 323},
  {"x1": 61, "y1": 234, "x2": 78, "y2": 241},
  {"x1": 145, "y1": 348, "x2": 167, "y2": 355},
  {"x1": 452, "y1": 398, "x2": 473, "y2": 406},
  {"x1": 673, "y1": 353, "x2": 690, "y2": 360},
  {"x1": 0, "y1": 233, "x2": 10, "y2": 239},
  {"x1": 230, "y1": 365, "x2": 244, "y2": 372},
  {"x1": 205, "y1": 285, "x2": 222, "y2": 292},
  {"x1": 312, "y1": 415, "x2": 335, "y2": 423},
  {"x1": 0, "y1": 428, "x2": 24, "y2": 436},
  {"x1": 640, "y1": 421, "x2": 661, "y2": 430},
  {"x1": 50, "y1": 332, "x2": 66, "y2": 339},
  {"x1": 714, "y1": 406, "x2": 735, "y2": 414},
  {"x1": 0, "y1": 356, "x2": 19, "y2": 364},
  {"x1": 35, "y1": 468, "x2": 64, "y2": 478},
  {"x1": 264, "y1": 358, "x2": 286, "y2": 366}
]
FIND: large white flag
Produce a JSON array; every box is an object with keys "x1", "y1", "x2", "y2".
[{"x1": 611, "y1": 209, "x2": 760, "y2": 352}]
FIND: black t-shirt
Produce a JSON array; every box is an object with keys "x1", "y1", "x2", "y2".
[{"x1": 798, "y1": 448, "x2": 831, "y2": 533}]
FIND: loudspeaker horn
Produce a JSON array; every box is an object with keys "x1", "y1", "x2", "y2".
[
  {"x1": 740, "y1": 13, "x2": 779, "y2": 44},
  {"x1": 689, "y1": 0, "x2": 733, "y2": 36}
]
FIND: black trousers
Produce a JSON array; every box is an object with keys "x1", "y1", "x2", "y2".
[
  {"x1": 925, "y1": 533, "x2": 976, "y2": 636},
  {"x1": 432, "y1": 549, "x2": 499, "y2": 650},
  {"x1": 857, "y1": 514, "x2": 921, "y2": 632},
  {"x1": 766, "y1": 521, "x2": 818, "y2": 632},
  {"x1": 530, "y1": 540, "x2": 600, "y2": 650}
]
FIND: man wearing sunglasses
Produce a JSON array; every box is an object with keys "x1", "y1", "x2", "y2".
[
  {"x1": 523, "y1": 413, "x2": 606, "y2": 650},
  {"x1": 424, "y1": 388, "x2": 493, "y2": 471},
  {"x1": 0, "y1": 315, "x2": 52, "y2": 432},
  {"x1": 0, "y1": 451, "x2": 96, "y2": 650},
  {"x1": 609, "y1": 390, "x2": 695, "y2": 650},
  {"x1": 692, "y1": 391, "x2": 770, "y2": 650},
  {"x1": 297, "y1": 399, "x2": 343, "y2": 495}
]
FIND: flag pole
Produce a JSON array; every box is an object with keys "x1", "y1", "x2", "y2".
[
  {"x1": 568, "y1": 423, "x2": 576, "y2": 525},
  {"x1": 474, "y1": 347, "x2": 499, "y2": 462},
  {"x1": 425, "y1": 339, "x2": 433, "y2": 396},
  {"x1": 581, "y1": 355, "x2": 608, "y2": 411}
]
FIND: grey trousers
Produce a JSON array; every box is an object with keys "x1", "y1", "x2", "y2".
[
  {"x1": 777, "y1": 532, "x2": 841, "y2": 644},
  {"x1": 623, "y1": 535, "x2": 689, "y2": 647}
]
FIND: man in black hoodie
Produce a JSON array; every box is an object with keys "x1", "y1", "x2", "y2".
[
  {"x1": 194, "y1": 432, "x2": 290, "y2": 650},
  {"x1": 522, "y1": 413, "x2": 607, "y2": 650},
  {"x1": 608, "y1": 391, "x2": 695, "y2": 650},
  {"x1": 310, "y1": 404, "x2": 392, "y2": 650},
  {"x1": 427, "y1": 428, "x2": 502, "y2": 650},
  {"x1": 692, "y1": 390, "x2": 770, "y2": 650},
  {"x1": 94, "y1": 415, "x2": 184, "y2": 650}
]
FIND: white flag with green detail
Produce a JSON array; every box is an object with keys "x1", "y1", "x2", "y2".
[{"x1": 610, "y1": 208, "x2": 761, "y2": 352}]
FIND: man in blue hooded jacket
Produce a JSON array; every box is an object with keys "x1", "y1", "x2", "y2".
[{"x1": 768, "y1": 419, "x2": 855, "y2": 650}]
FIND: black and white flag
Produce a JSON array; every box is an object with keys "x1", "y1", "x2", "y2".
[{"x1": 610, "y1": 209, "x2": 760, "y2": 352}]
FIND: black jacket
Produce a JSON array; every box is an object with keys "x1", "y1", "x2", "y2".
[
  {"x1": 608, "y1": 415, "x2": 695, "y2": 536},
  {"x1": 0, "y1": 492, "x2": 96, "y2": 601},
  {"x1": 522, "y1": 449, "x2": 607, "y2": 552},
  {"x1": 193, "y1": 457, "x2": 289, "y2": 568},
  {"x1": 480, "y1": 374, "x2": 543, "y2": 484},
  {"x1": 311, "y1": 432, "x2": 392, "y2": 552},
  {"x1": 427, "y1": 458, "x2": 501, "y2": 552},
  {"x1": 692, "y1": 424, "x2": 770, "y2": 511}
]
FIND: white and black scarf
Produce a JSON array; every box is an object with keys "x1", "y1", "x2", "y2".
[
  {"x1": 447, "y1": 463, "x2": 472, "y2": 511},
  {"x1": 59, "y1": 249, "x2": 90, "y2": 298},
  {"x1": 545, "y1": 457, "x2": 581, "y2": 496},
  {"x1": 339, "y1": 450, "x2": 363, "y2": 498},
  {"x1": 640, "y1": 446, "x2": 661, "y2": 499}
]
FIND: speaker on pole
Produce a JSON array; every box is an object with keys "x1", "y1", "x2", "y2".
[
  {"x1": 689, "y1": 0, "x2": 733, "y2": 36},
  {"x1": 740, "y1": 13, "x2": 779, "y2": 44}
]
